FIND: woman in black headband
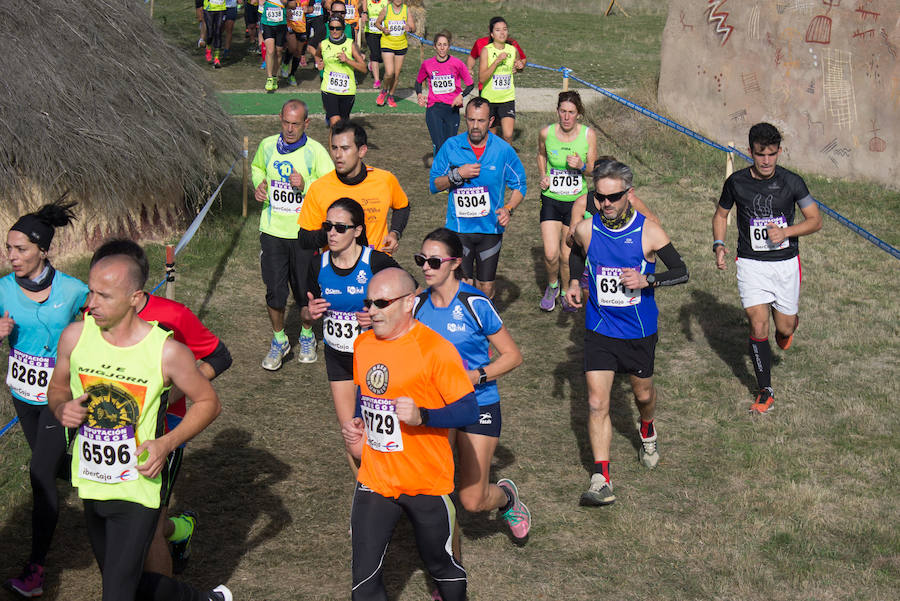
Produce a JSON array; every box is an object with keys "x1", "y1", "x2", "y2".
[{"x1": 2, "y1": 198, "x2": 89, "y2": 597}]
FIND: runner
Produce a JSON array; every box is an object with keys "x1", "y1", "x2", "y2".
[
  {"x1": 88, "y1": 240, "x2": 233, "y2": 578},
  {"x1": 429, "y1": 97, "x2": 527, "y2": 299},
  {"x1": 1, "y1": 199, "x2": 88, "y2": 599},
  {"x1": 260, "y1": 1, "x2": 297, "y2": 92},
  {"x1": 283, "y1": 0, "x2": 309, "y2": 86},
  {"x1": 252, "y1": 99, "x2": 334, "y2": 368},
  {"x1": 326, "y1": 0, "x2": 360, "y2": 39},
  {"x1": 465, "y1": 19, "x2": 526, "y2": 88},
  {"x1": 374, "y1": 0, "x2": 415, "y2": 108},
  {"x1": 305, "y1": 199, "x2": 399, "y2": 472},
  {"x1": 361, "y1": 0, "x2": 386, "y2": 89},
  {"x1": 298, "y1": 120, "x2": 410, "y2": 257},
  {"x1": 244, "y1": 0, "x2": 261, "y2": 52},
  {"x1": 221, "y1": 0, "x2": 240, "y2": 60},
  {"x1": 203, "y1": 0, "x2": 228, "y2": 68},
  {"x1": 48, "y1": 254, "x2": 229, "y2": 601},
  {"x1": 305, "y1": 0, "x2": 327, "y2": 61},
  {"x1": 412, "y1": 227, "x2": 530, "y2": 553},
  {"x1": 195, "y1": 0, "x2": 208, "y2": 48},
  {"x1": 415, "y1": 30, "x2": 474, "y2": 163},
  {"x1": 317, "y1": 15, "x2": 367, "y2": 126},
  {"x1": 478, "y1": 16, "x2": 525, "y2": 144},
  {"x1": 341, "y1": 267, "x2": 477, "y2": 601},
  {"x1": 712, "y1": 122, "x2": 822, "y2": 414},
  {"x1": 565, "y1": 160, "x2": 689, "y2": 507},
  {"x1": 537, "y1": 91, "x2": 597, "y2": 312}
]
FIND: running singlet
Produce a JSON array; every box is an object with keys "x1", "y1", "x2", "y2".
[
  {"x1": 585, "y1": 211, "x2": 658, "y2": 339},
  {"x1": 480, "y1": 43, "x2": 516, "y2": 104},
  {"x1": 354, "y1": 321, "x2": 473, "y2": 498},
  {"x1": 0, "y1": 272, "x2": 88, "y2": 405},
  {"x1": 320, "y1": 37, "x2": 356, "y2": 95},
  {"x1": 718, "y1": 165, "x2": 814, "y2": 262},
  {"x1": 413, "y1": 283, "x2": 502, "y2": 407},
  {"x1": 205, "y1": 0, "x2": 227, "y2": 11},
  {"x1": 416, "y1": 55, "x2": 473, "y2": 108},
  {"x1": 288, "y1": 0, "x2": 307, "y2": 33},
  {"x1": 363, "y1": 0, "x2": 385, "y2": 33},
  {"x1": 69, "y1": 315, "x2": 172, "y2": 509},
  {"x1": 251, "y1": 133, "x2": 334, "y2": 239},
  {"x1": 543, "y1": 124, "x2": 589, "y2": 201},
  {"x1": 316, "y1": 247, "x2": 373, "y2": 353},
  {"x1": 260, "y1": 0, "x2": 288, "y2": 26},
  {"x1": 299, "y1": 167, "x2": 409, "y2": 253},
  {"x1": 379, "y1": 2, "x2": 408, "y2": 51},
  {"x1": 343, "y1": 0, "x2": 360, "y2": 24},
  {"x1": 430, "y1": 131, "x2": 528, "y2": 235}
]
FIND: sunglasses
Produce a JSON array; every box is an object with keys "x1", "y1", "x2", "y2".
[
  {"x1": 323, "y1": 221, "x2": 354, "y2": 233},
  {"x1": 413, "y1": 254, "x2": 458, "y2": 269},
  {"x1": 329, "y1": 25, "x2": 344, "y2": 31},
  {"x1": 593, "y1": 188, "x2": 631, "y2": 204},
  {"x1": 363, "y1": 293, "x2": 410, "y2": 309}
]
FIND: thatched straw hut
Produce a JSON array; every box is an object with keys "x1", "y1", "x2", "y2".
[{"x1": 0, "y1": 0, "x2": 240, "y2": 255}]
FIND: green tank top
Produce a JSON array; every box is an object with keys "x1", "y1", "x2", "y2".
[
  {"x1": 481, "y1": 43, "x2": 516, "y2": 104},
  {"x1": 364, "y1": 0, "x2": 385, "y2": 33},
  {"x1": 543, "y1": 124, "x2": 589, "y2": 202},
  {"x1": 321, "y1": 38, "x2": 356, "y2": 96},
  {"x1": 70, "y1": 315, "x2": 172, "y2": 509}
]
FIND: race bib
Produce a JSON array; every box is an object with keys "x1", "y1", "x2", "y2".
[
  {"x1": 453, "y1": 186, "x2": 490, "y2": 218},
  {"x1": 430, "y1": 74, "x2": 455, "y2": 95},
  {"x1": 361, "y1": 395, "x2": 403, "y2": 452},
  {"x1": 749, "y1": 217, "x2": 789, "y2": 251},
  {"x1": 492, "y1": 73, "x2": 511, "y2": 90},
  {"x1": 266, "y1": 6, "x2": 284, "y2": 21},
  {"x1": 289, "y1": 7, "x2": 304, "y2": 21},
  {"x1": 345, "y1": 4, "x2": 356, "y2": 18},
  {"x1": 323, "y1": 310, "x2": 361, "y2": 353},
  {"x1": 386, "y1": 19, "x2": 405, "y2": 36},
  {"x1": 77, "y1": 425, "x2": 139, "y2": 483},
  {"x1": 268, "y1": 179, "x2": 302, "y2": 213},
  {"x1": 310, "y1": 3, "x2": 323, "y2": 17},
  {"x1": 368, "y1": 16, "x2": 377, "y2": 30},
  {"x1": 549, "y1": 168, "x2": 582, "y2": 196},
  {"x1": 6, "y1": 349, "x2": 53, "y2": 403},
  {"x1": 594, "y1": 266, "x2": 640, "y2": 307},
  {"x1": 326, "y1": 71, "x2": 351, "y2": 93},
  {"x1": 209, "y1": 0, "x2": 225, "y2": 6}
]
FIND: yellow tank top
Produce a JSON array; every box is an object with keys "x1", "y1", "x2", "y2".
[{"x1": 379, "y1": 2, "x2": 408, "y2": 51}]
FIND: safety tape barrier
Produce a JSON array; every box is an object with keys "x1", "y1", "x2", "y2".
[{"x1": 409, "y1": 34, "x2": 900, "y2": 261}]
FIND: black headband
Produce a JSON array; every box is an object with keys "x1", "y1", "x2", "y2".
[{"x1": 10, "y1": 214, "x2": 55, "y2": 251}]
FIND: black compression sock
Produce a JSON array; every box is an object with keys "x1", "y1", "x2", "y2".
[{"x1": 749, "y1": 337, "x2": 772, "y2": 390}]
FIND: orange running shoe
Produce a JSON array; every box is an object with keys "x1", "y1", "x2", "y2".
[
  {"x1": 775, "y1": 315, "x2": 799, "y2": 350},
  {"x1": 749, "y1": 388, "x2": 775, "y2": 414}
]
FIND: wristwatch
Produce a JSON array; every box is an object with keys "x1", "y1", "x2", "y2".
[
  {"x1": 477, "y1": 367, "x2": 488, "y2": 385},
  {"x1": 645, "y1": 274, "x2": 656, "y2": 288}
]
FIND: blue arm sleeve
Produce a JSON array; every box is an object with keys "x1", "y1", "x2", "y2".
[
  {"x1": 354, "y1": 387, "x2": 362, "y2": 419},
  {"x1": 421, "y1": 391, "x2": 478, "y2": 429}
]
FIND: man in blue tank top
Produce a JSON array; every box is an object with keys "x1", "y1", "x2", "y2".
[{"x1": 565, "y1": 160, "x2": 689, "y2": 507}]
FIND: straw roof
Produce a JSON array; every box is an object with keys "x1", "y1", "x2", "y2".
[{"x1": 0, "y1": 0, "x2": 240, "y2": 252}]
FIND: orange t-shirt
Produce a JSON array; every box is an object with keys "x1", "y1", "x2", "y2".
[
  {"x1": 353, "y1": 321, "x2": 474, "y2": 498},
  {"x1": 298, "y1": 167, "x2": 409, "y2": 253}
]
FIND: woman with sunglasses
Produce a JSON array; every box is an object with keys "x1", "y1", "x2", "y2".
[
  {"x1": 2, "y1": 199, "x2": 88, "y2": 597},
  {"x1": 317, "y1": 15, "x2": 367, "y2": 126},
  {"x1": 412, "y1": 227, "x2": 531, "y2": 551},
  {"x1": 537, "y1": 91, "x2": 598, "y2": 313},
  {"x1": 306, "y1": 198, "x2": 399, "y2": 471}
]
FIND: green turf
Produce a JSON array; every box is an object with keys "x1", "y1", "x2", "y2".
[{"x1": 217, "y1": 90, "x2": 426, "y2": 115}]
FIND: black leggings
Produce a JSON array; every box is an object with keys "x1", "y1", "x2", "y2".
[
  {"x1": 83, "y1": 499, "x2": 213, "y2": 601},
  {"x1": 351, "y1": 483, "x2": 466, "y2": 601},
  {"x1": 13, "y1": 398, "x2": 70, "y2": 566},
  {"x1": 204, "y1": 10, "x2": 226, "y2": 50}
]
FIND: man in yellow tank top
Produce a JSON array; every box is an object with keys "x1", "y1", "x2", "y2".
[{"x1": 48, "y1": 254, "x2": 228, "y2": 601}]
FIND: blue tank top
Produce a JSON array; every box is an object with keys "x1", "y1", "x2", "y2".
[
  {"x1": 413, "y1": 282, "x2": 502, "y2": 407},
  {"x1": 585, "y1": 211, "x2": 658, "y2": 339},
  {"x1": 0, "y1": 271, "x2": 88, "y2": 404},
  {"x1": 318, "y1": 247, "x2": 374, "y2": 352}
]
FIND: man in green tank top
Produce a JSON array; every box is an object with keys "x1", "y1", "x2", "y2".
[{"x1": 48, "y1": 254, "x2": 229, "y2": 601}]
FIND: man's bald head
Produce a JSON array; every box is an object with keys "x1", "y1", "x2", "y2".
[
  {"x1": 370, "y1": 267, "x2": 417, "y2": 298},
  {"x1": 367, "y1": 268, "x2": 417, "y2": 340},
  {"x1": 91, "y1": 255, "x2": 144, "y2": 294}
]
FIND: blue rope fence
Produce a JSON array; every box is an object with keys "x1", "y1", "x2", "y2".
[
  {"x1": 410, "y1": 34, "x2": 900, "y2": 261},
  {"x1": 1, "y1": 153, "x2": 243, "y2": 442}
]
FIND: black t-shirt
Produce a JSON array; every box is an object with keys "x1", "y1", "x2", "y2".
[{"x1": 718, "y1": 165, "x2": 814, "y2": 261}]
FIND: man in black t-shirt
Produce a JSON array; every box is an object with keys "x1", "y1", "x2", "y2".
[{"x1": 712, "y1": 123, "x2": 822, "y2": 414}]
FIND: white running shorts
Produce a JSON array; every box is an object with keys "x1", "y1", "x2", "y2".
[{"x1": 735, "y1": 256, "x2": 801, "y2": 315}]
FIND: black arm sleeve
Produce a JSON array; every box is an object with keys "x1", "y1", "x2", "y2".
[
  {"x1": 389, "y1": 206, "x2": 410, "y2": 236},
  {"x1": 652, "y1": 243, "x2": 689, "y2": 287},
  {"x1": 461, "y1": 83, "x2": 475, "y2": 97},
  {"x1": 199, "y1": 341, "x2": 233, "y2": 378},
  {"x1": 568, "y1": 241, "x2": 586, "y2": 286},
  {"x1": 414, "y1": 81, "x2": 423, "y2": 94},
  {"x1": 298, "y1": 227, "x2": 327, "y2": 250}
]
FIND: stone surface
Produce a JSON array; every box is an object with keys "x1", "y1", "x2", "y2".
[{"x1": 659, "y1": 0, "x2": 899, "y2": 187}]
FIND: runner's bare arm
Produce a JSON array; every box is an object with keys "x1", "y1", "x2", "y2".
[{"x1": 48, "y1": 322, "x2": 88, "y2": 427}]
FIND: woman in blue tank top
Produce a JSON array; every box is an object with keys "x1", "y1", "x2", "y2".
[
  {"x1": 1, "y1": 198, "x2": 88, "y2": 597},
  {"x1": 306, "y1": 198, "x2": 398, "y2": 474}
]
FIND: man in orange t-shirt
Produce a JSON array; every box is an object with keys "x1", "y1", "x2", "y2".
[
  {"x1": 342, "y1": 268, "x2": 476, "y2": 601},
  {"x1": 298, "y1": 120, "x2": 409, "y2": 255}
]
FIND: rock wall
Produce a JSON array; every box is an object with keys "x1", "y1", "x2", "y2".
[{"x1": 659, "y1": 1, "x2": 899, "y2": 187}]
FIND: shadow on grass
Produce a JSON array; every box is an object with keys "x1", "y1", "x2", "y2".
[
  {"x1": 174, "y1": 428, "x2": 291, "y2": 586},
  {"x1": 678, "y1": 289, "x2": 758, "y2": 394},
  {"x1": 491, "y1": 275, "x2": 520, "y2": 314},
  {"x1": 198, "y1": 213, "x2": 251, "y2": 321}
]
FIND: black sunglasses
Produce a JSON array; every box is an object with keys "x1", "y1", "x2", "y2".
[
  {"x1": 323, "y1": 221, "x2": 354, "y2": 233},
  {"x1": 329, "y1": 25, "x2": 344, "y2": 31},
  {"x1": 593, "y1": 188, "x2": 631, "y2": 204},
  {"x1": 413, "y1": 254, "x2": 459, "y2": 269},
  {"x1": 363, "y1": 293, "x2": 410, "y2": 309}
]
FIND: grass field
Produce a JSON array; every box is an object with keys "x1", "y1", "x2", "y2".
[{"x1": 1, "y1": 1, "x2": 899, "y2": 600}]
